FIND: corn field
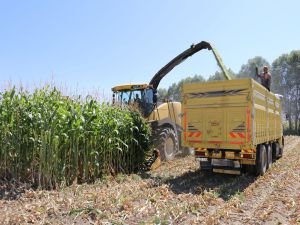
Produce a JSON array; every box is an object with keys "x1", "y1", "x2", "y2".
[{"x1": 0, "y1": 86, "x2": 151, "y2": 188}]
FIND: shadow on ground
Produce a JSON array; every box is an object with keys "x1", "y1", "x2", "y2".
[
  {"x1": 0, "y1": 179, "x2": 33, "y2": 200},
  {"x1": 141, "y1": 170, "x2": 256, "y2": 201}
]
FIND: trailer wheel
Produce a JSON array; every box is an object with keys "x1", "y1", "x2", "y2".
[
  {"x1": 272, "y1": 142, "x2": 278, "y2": 162},
  {"x1": 279, "y1": 146, "x2": 283, "y2": 157},
  {"x1": 266, "y1": 144, "x2": 272, "y2": 169},
  {"x1": 256, "y1": 144, "x2": 267, "y2": 176},
  {"x1": 279, "y1": 137, "x2": 284, "y2": 157},
  {"x1": 157, "y1": 127, "x2": 179, "y2": 161}
]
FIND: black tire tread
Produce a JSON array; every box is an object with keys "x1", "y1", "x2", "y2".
[
  {"x1": 156, "y1": 127, "x2": 179, "y2": 161},
  {"x1": 256, "y1": 144, "x2": 267, "y2": 176}
]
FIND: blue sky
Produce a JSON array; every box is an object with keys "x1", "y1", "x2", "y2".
[{"x1": 0, "y1": 0, "x2": 299, "y2": 97}]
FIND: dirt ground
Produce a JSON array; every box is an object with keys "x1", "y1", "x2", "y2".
[{"x1": 0, "y1": 136, "x2": 299, "y2": 225}]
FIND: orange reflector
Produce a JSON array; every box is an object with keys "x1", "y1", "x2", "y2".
[{"x1": 242, "y1": 154, "x2": 253, "y2": 159}]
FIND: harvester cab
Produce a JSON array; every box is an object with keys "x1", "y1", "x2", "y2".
[{"x1": 112, "y1": 83, "x2": 155, "y2": 117}]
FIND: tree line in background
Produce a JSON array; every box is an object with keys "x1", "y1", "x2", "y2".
[{"x1": 158, "y1": 50, "x2": 300, "y2": 135}]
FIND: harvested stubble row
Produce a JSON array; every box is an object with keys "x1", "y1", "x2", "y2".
[{"x1": 0, "y1": 87, "x2": 151, "y2": 189}]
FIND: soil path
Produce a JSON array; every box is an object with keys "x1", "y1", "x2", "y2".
[{"x1": 214, "y1": 136, "x2": 300, "y2": 225}]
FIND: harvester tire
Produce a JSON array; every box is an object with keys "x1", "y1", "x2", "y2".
[
  {"x1": 157, "y1": 127, "x2": 179, "y2": 161},
  {"x1": 256, "y1": 144, "x2": 267, "y2": 176}
]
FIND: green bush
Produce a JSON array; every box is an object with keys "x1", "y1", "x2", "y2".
[{"x1": 0, "y1": 86, "x2": 151, "y2": 188}]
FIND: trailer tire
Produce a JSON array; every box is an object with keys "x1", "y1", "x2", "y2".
[
  {"x1": 256, "y1": 144, "x2": 267, "y2": 176},
  {"x1": 279, "y1": 137, "x2": 284, "y2": 157},
  {"x1": 157, "y1": 127, "x2": 179, "y2": 161},
  {"x1": 272, "y1": 142, "x2": 278, "y2": 162},
  {"x1": 266, "y1": 144, "x2": 272, "y2": 169},
  {"x1": 279, "y1": 146, "x2": 283, "y2": 157}
]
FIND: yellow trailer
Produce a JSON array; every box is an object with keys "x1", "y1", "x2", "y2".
[{"x1": 182, "y1": 78, "x2": 284, "y2": 175}]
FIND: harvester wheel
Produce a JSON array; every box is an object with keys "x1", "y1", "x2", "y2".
[
  {"x1": 256, "y1": 144, "x2": 267, "y2": 176},
  {"x1": 266, "y1": 144, "x2": 272, "y2": 169},
  {"x1": 157, "y1": 127, "x2": 179, "y2": 161}
]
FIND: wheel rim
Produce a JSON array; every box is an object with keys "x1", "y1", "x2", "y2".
[{"x1": 165, "y1": 137, "x2": 174, "y2": 156}]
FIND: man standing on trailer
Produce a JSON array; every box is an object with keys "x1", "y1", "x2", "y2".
[{"x1": 256, "y1": 66, "x2": 272, "y2": 91}]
